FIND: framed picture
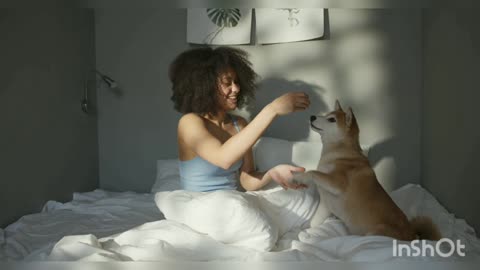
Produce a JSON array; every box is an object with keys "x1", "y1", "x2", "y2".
[
  {"x1": 187, "y1": 8, "x2": 253, "y2": 45},
  {"x1": 256, "y1": 8, "x2": 325, "y2": 44}
]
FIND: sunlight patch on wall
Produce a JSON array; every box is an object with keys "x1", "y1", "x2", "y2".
[
  {"x1": 332, "y1": 29, "x2": 392, "y2": 132},
  {"x1": 248, "y1": 43, "x2": 330, "y2": 79},
  {"x1": 334, "y1": 31, "x2": 389, "y2": 102}
]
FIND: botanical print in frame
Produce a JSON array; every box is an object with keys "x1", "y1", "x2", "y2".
[{"x1": 187, "y1": 9, "x2": 253, "y2": 45}]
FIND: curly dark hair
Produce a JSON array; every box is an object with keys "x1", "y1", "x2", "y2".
[{"x1": 169, "y1": 46, "x2": 258, "y2": 114}]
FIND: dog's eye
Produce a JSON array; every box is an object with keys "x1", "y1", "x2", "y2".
[{"x1": 327, "y1": 117, "x2": 336, "y2": 123}]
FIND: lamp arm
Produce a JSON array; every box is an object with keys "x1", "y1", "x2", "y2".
[{"x1": 81, "y1": 69, "x2": 118, "y2": 114}]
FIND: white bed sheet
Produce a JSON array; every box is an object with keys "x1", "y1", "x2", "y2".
[
  {"x1": 36, "y1": 184, "x2": 480, "y2": 262},
  {"x1": 0, "y1": 190, "x2": 163, "y2": 261}
]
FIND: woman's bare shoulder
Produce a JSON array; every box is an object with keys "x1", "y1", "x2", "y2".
[
  {"x1": 179, "y1": 113, "x2": 203, "y2": 126},
  {"x1": 178, "y1": 113, "x2": 207, "y2": 137}
]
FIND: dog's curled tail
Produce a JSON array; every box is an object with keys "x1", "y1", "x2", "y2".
[{"x1": 410, "y1": 216, "x2": 442, "y2": 241}]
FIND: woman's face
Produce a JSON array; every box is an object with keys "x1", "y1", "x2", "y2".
[{"x1": 216, "y1": 67, "x2": 240, "y2": 112}]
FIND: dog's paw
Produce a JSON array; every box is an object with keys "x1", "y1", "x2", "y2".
[{"x1": 290, "y1": 171, "x2": 312, "y2": 185}]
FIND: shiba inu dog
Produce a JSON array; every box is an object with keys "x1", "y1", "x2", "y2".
[{"x1": 291, "y1": 100, "x2": 441, "y2": 241}]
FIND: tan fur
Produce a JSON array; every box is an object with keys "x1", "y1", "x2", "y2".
[
  {"x1": 293, "y1": 101, "x2": 441, "y2": 241},
  {"x1": 410, "y1": 216, "x2": 442, "y2": 241}
]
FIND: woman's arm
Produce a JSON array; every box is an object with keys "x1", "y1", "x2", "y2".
[
  {"x1": 179, "y1": 92, "x2": 309, "y2": 170},
  {"x1": 237, "y1": 121, "x2": 271, "y2": 191}
]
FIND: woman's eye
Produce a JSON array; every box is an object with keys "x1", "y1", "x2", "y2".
[
  {"x1": 327, "y1": 118, "x2": 336, "y2": 123},
  {"x1": 223, "y1": 81, "x2": 235, "y2": 87}
]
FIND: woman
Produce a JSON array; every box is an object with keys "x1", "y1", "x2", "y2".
[{"x1": 170, "y1": 46, "x2": 310, "y2": 192}]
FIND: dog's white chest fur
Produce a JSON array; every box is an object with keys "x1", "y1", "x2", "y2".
[
  {"x1": 303, "y1": 163, "x2": 342, "y2": 227},
  {"x1": 317, "y1": 163, "x2": 335, "y2": 174},
  {"x1": 318, "y1": 188, "x2": 347, "y2": 221}
]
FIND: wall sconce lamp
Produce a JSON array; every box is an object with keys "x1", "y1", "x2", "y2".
[
  {"x1": 95, "y1": 70, "x2": 118, "y2": 89},
  {"x1": 81, "y1": 70, "x2": 118, "y2": 114}
]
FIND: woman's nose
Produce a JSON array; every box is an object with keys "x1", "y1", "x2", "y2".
[{"x1": 231, "y1": 83, "x2": 240, "y2": 93}]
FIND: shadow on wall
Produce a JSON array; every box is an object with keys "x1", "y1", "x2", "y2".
[
  {"x1": 243, "y1": 77, "x2": 329, "y2": 142},
  {"x1": 326, "y1": 10, "x2": 423, "y2": 190},
  {"x1": 368, "y1": 137, "x2": 397, "y2": 169},
  {"x1": 367, "y1": 136, "x2": 401, "y2": 191}
]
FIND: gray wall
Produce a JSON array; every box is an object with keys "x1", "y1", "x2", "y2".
[
  {"x1": 422, "y1": 9, "x2": 480, "y2": 232},
  {"x1": 95, "y1": 9, "x2": 189, "y2": 192},
  {"x1": 0, "y1": 9, "x2": 98, "y2": 228},
  {"x1": 95, "y1": 9, "x2": 423, "y2": 193}
]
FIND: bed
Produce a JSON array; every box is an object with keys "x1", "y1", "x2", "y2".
[
  {"x1": 1, "y1": 137, "x2": 480, "y2": 262},
  {"x1": 0, "y1": 189, "x2": 162, "y2": 261}
]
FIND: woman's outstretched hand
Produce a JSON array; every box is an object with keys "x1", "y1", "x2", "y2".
[
  {"x1": 268, "y1": 92, "x2": 310, "y2": 116},
  {"x1": 267, "y1": 164, "x2": 309, "y2": 190}
]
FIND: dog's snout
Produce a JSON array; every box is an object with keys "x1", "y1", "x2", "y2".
[{"x1": 310, "y1": 115, "x2": 317, "y2": 122}]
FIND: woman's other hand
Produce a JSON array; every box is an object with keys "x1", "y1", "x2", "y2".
[
  {"x1": 267, "y1": 164, "x2": 308, "y2": 190},
  {"x1": 268, "y1": 92, "x2": 310, "y2": 116}
]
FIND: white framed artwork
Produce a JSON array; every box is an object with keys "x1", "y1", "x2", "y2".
[
  {"x1": 256, "y1": 8, "x2": 325, "y2": 44},
  {"x1": 187, "y1": 8, "x2": 253, "y2": 45}
]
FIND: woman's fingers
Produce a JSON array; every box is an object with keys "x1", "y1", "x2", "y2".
[
  {"x1": 295, "y1": 100, "x2": 310, "y2": 110},
  {"x1": 289, "y1": 166, "x2": 306, "y2": 173},
  {"x1": 270, "y1": 92, "x2": 310, "y2": 115},
  {"x1": 297, "y1": 183, "x2": 308, "y2": 189},
  {"x1": 296, "y1": 100, "x2": 310, "y2": 106},
  {"x1": 293, "y1": 92, "x2": 309, "y2": 97},
  {"x1": 293, "y1": 106, "x2": 307, "y2": 112},
  {"x1": 284, "y1": 181, "x2": 307, "y2": 190},
  {"x1": 270, "y1": 164, "x2": 310, "y2": 190},
  {"x1": 294, "y1": 94, "x2": 310, "y2": 109}
]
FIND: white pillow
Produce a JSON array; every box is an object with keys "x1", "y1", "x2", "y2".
[
  {"x1": 292, "y1": 140, "x2": 324, "y2": 171},
  {"x1": 253, "y1": 137, "x2": 294, "y2": 172},
  {"x1": 151, "y1": 159, "x2": 182, "y2": 193},
  {"x1": 253, "y1": 137, "x2": 370, "y2": 172}
]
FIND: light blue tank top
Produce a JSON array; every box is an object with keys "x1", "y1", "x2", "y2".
[{"x1": 179, "y1": 115, "x2": 243, "y2": 192}]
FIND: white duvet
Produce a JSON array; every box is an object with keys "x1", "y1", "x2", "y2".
[
  {"x1": 45, "y1": 184, "x2": 480, "y2": 262},
  {"x1": 0, "y1": 190, "x2": 162, "y2": 261}
]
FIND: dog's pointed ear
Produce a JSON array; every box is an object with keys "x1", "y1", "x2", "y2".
[
  {"x1": 335, "y1": 100, "x2": 343, "y2": 111},
  {"x1": 346, "y1": 107, "x2": 357, "y2": 128}
]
